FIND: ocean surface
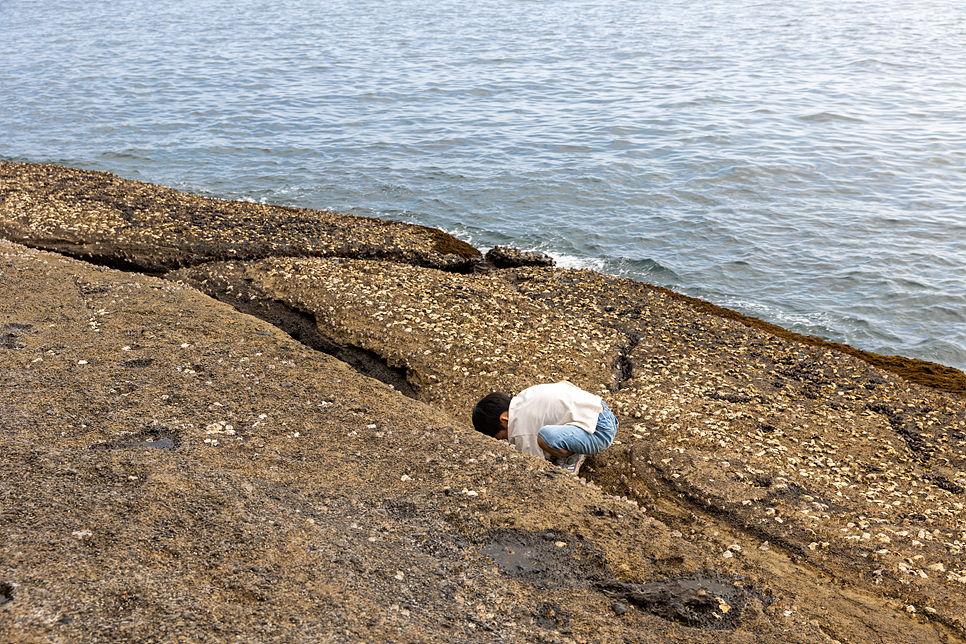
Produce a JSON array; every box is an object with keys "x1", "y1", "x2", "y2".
[{"x1": 2, "y1": 0, "x2": 965, "y2": 370}]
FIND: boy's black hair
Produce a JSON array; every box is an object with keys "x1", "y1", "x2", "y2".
[{"x1": 472, "y1": 392, "x2": 512, "y2": 437}]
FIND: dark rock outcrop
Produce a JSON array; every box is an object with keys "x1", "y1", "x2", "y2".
[{"x1": 484, "y1": 245, "x2": 556, "y2": 269}]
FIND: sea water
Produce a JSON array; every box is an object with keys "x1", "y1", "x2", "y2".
[{"x1": 2, "y1": 0, "x2": 964, "y2": 369}]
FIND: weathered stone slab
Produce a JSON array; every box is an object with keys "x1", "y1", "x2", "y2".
[
  {"x1": 4, "y1": 158, "x2": 966, "y2": 643},
  {"x1": 169, "y1": 258, "x2": 627, "y2": 421},
  {"x1": 168, "y1": 256, "x2": 966, "y2": 640},
  {"x1": 0, "y1": 161, "x2": 482, "y2": 273},
  {"x1": 0, "y1": 240, "x2": 840, "y2": 644}
]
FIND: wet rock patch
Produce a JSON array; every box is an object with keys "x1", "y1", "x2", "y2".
[
  {"x1": 481, "y1": 529, "x2": 603, "y2": 586},
  {"x1": 0, "y1": 322, "x2": 30, "y2": 349},
  {"x1": 599, "y1": 570, "x2": 767, "y2": 630},
  {"x1": 483, "y1": 246, "x2": 555, "y2": 269},
  {"x1": 480, "y1": 529, "x2": 762, "y2": 631},
  {"x1": 532, "y1": 601, "x2": 570, "y2": 631},
  {"x1": 0, "y1": 582, "x2": 13, "y2": 607},
  {"x1": 88, "y1": 428, "x2": 180, "y2": 451}
]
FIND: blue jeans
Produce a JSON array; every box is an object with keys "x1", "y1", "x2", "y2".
[{"x1": 537, "y1": 401, "x2": 618, "y2": 455}]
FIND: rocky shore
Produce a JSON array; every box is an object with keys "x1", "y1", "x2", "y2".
[{"x1": 2, "y1": 161, "x2": 964, "y2": 643}]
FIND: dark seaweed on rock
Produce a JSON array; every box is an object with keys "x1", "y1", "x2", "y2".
[{"x1": 646, "y1": 283, "x2": 966, "y2": 397}]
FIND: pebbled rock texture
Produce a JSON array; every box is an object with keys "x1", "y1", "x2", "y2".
[
  {"x1": 2, "y1": 163, "x2": 966, "y2": 644},
  {"x1": 0, "y1": 161, "x2": 481, "y2": 273}
]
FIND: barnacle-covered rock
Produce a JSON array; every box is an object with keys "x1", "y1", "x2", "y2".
[
  {"x1": 484, "y1": 245, "x2": 555, "y2": 269},
  {"x1": 0, "y1": 161, "x2": 482, "y2": 273},
  {"x1": 4, "y1": 162, "x2": 966, "y2": 644}
]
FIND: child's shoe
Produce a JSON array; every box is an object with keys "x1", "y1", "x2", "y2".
[{"x1": 561, "y1": 453, "x2": 586, "y2": 476}]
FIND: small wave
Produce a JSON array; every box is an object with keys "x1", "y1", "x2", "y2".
[
  {"x1": 904, "y1": 338, "x2": 966, "y2": 369},
  {"x1": 724, "y1": 298, "x2": 838, "y2": 334},
  {"x1": 99, "y1": 150, "x2": 156, "y2": 162},
  {"x1": 547, "y1": 253, "x2": 609, "y2": 273},
  {"x1": 607, "y1": 257, "x2": 680, "y2": 284},
  {"x1": 796, "y1": 112, "x2": 866, "y2": 124}
]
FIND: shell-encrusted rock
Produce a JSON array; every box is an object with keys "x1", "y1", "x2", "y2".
[
  {"x1": 5, "y1": 161, "x2": 966, "y2": 644},
  {"x1": 484, "y1": 245, "x2": 555, "y2": 269},
  {"x1": 0, "y1": 161, "x2": 482, "y2": 273}
]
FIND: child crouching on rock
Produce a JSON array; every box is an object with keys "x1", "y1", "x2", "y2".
[{"x1": 472, "y1": 381, "x2": 618, "y2": 476}]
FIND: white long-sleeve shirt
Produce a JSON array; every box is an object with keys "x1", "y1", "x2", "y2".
[{"x1": 507, "y1": 381, "x2": 603, "y2": 459}]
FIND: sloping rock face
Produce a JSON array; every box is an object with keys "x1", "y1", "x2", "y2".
[
  {"x1": 0, "y1": 161, "x2": 481, "y2": 273},
  {"x1": 0, "y1": 241, "x2": 792, "y2": 644},
  {"x1": 169, "y1": 258, "x2": 627, "y2": 420},
  {"x1": 3, "y1": 163, "x2": 966, "y2": 643},
  {"x1": 173, "y1": 258, "x2": 966, "y2": 641}
]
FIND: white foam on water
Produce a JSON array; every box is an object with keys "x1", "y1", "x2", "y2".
[{"x1": 545, "y1": 253, "x2": 609, "y2": 273}]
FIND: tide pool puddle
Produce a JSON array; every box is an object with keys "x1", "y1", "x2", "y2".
[
  {"x1": 481, "y1": 543, "x2": 544, "y2": 573},
  {"x1": 137, "y1": 437, "x2": 174, "y2": 449}
]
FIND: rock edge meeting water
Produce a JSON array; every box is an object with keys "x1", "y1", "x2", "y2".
[{"x1": 2, "y1": 0, "x2": 964, "y2": 369}]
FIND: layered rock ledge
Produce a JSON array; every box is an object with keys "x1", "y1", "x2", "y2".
[
  {"x1": 0, "y1": 162, "x2": 481, "y2": 273},
  {"x1": 2, "y1": 162, "x2": 965, "y2": 644}
]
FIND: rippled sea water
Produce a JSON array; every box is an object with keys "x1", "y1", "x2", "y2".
[{"x1": 2, "y1": 0, "x2": 965, "y2": 368}]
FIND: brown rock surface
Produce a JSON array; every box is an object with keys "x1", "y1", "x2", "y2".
[
  {"x1": 2, "y1": 163, "x2": 966, "y2": 643},
  {"x1": 173, "y1": 257, "x2": 966, "y2": 642},
  {"x1": 0, "y1": 161, "x2": 481, "y2": 273},
  {"x1": 0, "y1": 241, "x2": 795, "y2": 644}
]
